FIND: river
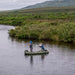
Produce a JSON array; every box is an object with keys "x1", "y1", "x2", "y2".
[{"x1": 0, "y1": 25, "x2": 75, "y2": 75}]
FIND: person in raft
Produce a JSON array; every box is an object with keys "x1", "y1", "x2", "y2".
[
  {"x1": 39, "y1": 43, "x2": 45, "y2": 51},
  {"x1": 29, "y1": 41, "x2": 33, "y2": 52}
]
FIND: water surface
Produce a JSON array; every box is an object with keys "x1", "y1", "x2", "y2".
[{"x1": 0, "y1": 25, "x2": 75, "y2": 75}]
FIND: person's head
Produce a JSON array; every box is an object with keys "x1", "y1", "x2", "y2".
[
  {"x1": 30, "y1": 41, "x2": 32, "y2": 43},
  {"x1": 39, "y1": 43, "x2": 42, "y2": 46}
]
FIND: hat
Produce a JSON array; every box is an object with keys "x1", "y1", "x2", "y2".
[
  {"x1": 39, "y1": 43, "x2": 42, "y2": 46},
  {"x1": 30, "y1": 41, "x2": 32, "y2": 43}
]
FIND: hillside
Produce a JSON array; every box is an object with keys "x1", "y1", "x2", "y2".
[{"x1": 22, "y1": 0, "x2": 75, "y2": 9}]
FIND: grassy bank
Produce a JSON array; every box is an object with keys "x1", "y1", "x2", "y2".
[
  {"x1": 9, "y1": 22, "x2": 75, "y2": 43},
  {"x1": 0, "y1": 7, "x2": 75, "y2": 43}
]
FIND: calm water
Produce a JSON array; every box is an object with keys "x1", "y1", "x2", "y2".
[{"x1": 0, "y1": 25, "x2": 75, "y2": 75}]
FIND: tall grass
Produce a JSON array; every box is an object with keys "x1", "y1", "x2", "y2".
[
  {"x1": 0, "y1": 7, "x2": 75, "y2": 43},
  {"x1": 9, "y1": 22, "x2": 75, "y2": 43}
]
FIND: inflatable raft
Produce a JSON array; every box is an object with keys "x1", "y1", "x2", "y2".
[{"x1": 25, "y1": 50, "x2": 49, "y2": 55}]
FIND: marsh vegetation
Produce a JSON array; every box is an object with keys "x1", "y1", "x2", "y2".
[{"x1": 0, "y1": 7, "x2": 75, "y2": 43}]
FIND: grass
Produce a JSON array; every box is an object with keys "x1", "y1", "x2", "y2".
[{"x1": 0, "y1": 7, "x2": 75, "y2": 43}]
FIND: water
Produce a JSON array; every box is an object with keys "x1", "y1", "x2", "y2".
[{"x1": 0, "y1": 25, "x2": 75, "y2": 75}]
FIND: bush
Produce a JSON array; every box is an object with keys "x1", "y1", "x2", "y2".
[
  {"x1": 11, "y1": 20, "x2": 22, "y2": 26},
  {"x1": 15, "y1": 33, "x2": 29, "y2": 39},
  {"x1": 58, "y1": 23, "x2": 75, "y2": 43},
  {"x1": 30, "y1": 32, "x2": 39, "y2": 39},
  {"x1": 9, "y1": 29, "x2": 16, "y2": 37}
]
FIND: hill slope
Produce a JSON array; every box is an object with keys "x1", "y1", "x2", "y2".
[{"x1": 22, "y1": 0, "x2": 75, "y2": 9}]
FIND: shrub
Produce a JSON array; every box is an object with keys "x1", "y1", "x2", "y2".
[
  {"x1": 9, "y1": 29, "x2": 16, "y2": 37},
  {"x1": 30, "y1": 32, "x2": 39, "y2": 39},
  {"x1": 58, "y1": 23, "x2": 75, "y2": 43},
  {"x1": 12, "y1": 20, "x2": 22, "y2": 26}
]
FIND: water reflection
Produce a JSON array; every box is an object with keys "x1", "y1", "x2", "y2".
[
  {"x1": 30, "y1": 56, "x2": 33, "y2": 65},
  {"x1": 25, "y1": 54, "x2": 47, "y2": 66},
  {"x1": 41, "y1": 55, "x2": 45, "y2": 61},
  {"x1": 9, "y1": 36, "x2": 75, "y2": 50}
]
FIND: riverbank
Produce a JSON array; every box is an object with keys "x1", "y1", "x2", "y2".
[
  {"x1": 9, "y1": 21, "x2": 75, "y2": 43},
  {"x1": 0, "y1": 7, "x2": 75, "y2": 43}
]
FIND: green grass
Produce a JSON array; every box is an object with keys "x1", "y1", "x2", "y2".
[
  {"x1": 0, "y1": 7, "x2": 75, "y2": 43},
  {"x1": 9, "y1": 22, "x2": 75, "y2": 43}
]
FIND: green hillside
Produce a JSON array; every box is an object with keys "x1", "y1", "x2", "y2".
[{"x1": 22, "y1": 0, "x2": 75, "y2": 9}]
